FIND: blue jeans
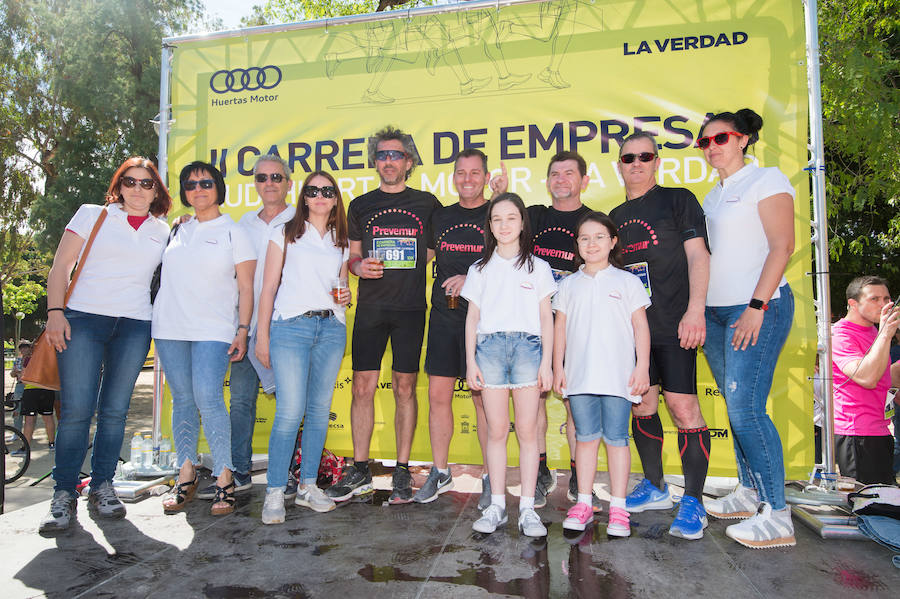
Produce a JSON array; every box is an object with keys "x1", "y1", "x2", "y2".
[
  {"x1": 156, "y1": 339, "x2": 234, "y2": 476},
  {"x1": 267, "y1": 313, "x2": 346, "y2": 488},
  {"x1": 55, "y1": 309, "x2": 151, "y2": 497},
  {"x1": 568, "y1": 394, "x2": 632, "y2": 446},
  {"x1": 705, "y1": 284, "x2": 794, "y2": 509},
  {"x1": 227, "y1": 354, "x2": 259, "y2": 476}
]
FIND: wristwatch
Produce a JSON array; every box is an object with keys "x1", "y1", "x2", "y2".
[{"x1": 748, "y1": 298, "x2": 769, "y2": 311}]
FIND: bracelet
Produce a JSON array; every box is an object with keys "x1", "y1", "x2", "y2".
[
  {"x1": 349, "y1": 256, "x2": 362, "y2": 275},
  {"x1": 47, "y1": 308, "x2": 64, "y2": 313},
  {"x1": 237, "y1": 324, "x2": 250, "y2": 332}
]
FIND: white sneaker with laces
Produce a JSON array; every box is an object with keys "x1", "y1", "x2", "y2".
[
  {"x1": 262, "y1": 488, "x2": 286, "y2": 525},
  {"x1": 518, "y1": 507, "x2": 547, "y2": 537},
  {"x1": 704, "y1": 483, "x2": 759, "y2": 519},
  {"x1": 295, "y1": 484, "x2": 336, "y2": 513},
  {"x1": 725, "y1": 503, "x2": 795, "y2": 549},
  {"x1": 473, "y1": 504, "x2": 507, "y2": 533}
]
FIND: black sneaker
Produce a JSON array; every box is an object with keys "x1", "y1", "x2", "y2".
[
  {"x1": 534, "y1": 484, "x2": 548, "y2": 509},
  {"x1": 284, "y1": 472, "x2": 299, "y2": 500},
  {"x1": 412, "y1": 466, "x2": 453, "y2": 503},
  {"x1": 567, "y1": 470, "x2": 578, "y2": 502},
  {"x1": 325, "y1": 463, "x2": 373, "y2": 501},
  {"x1": 87, "y1": 480, "x2": 126, "y2": 519},
  {"x1": 389, "y1": 465, "x2": 413, "y2": 504},
  {"x1": 537, "y1": 464, "x2": 556, "y2": 495},
  {"x1": 39, "y1": 490, "x2": 77, "y2": 533}
]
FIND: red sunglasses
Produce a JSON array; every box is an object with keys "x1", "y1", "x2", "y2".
[{"x1": 695, "y1": 131, "x2": 743, "y2": 149}]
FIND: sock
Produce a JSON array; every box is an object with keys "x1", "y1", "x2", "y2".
[
  {"x1": 355, "y1": 460, "x2": 370, "y2": 474},
  {"x1": 437, "y1": 467, "x2": 450, "y2": 475},
  {"x1": 632, "y1": 413, "x2": 665, "y2": 489},
  {"x1": 397, "y1": 462, "x2": 409, "y2": 470},
  {"x1": 491, "y1": 493, "x2": 506, "y2": 509},
  {"x1": 520, "y1": 495, "x2": 535, "y2": 510},
  {"x1": 539, "y1": 453, "x2": 549, "y2": 473},
  {"x1": 609, "y1": 496, "x2": 626, "y2": 510},
  {"x1": 569, "y1": 458, "x2": 576, "y2": 471},
  {"x1": 678, "y1": 427, "x2": 710, "y2": 500},
  {"x1": 577, "y1": 493, "x2": 592, "y2": 506}
]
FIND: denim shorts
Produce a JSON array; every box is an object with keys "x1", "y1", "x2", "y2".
[
  {"x1": 475, "y1": 331, "x2": 541, "y2": 389},
  {"x1": 568, "y1": 394, "x2": 632, "y2": 446}
]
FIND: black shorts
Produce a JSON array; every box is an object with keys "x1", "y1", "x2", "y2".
[
  {"x1": 352, "y1": 306, "x2": 426, "y2": 373},
  {"x1": 835, "y1": 434, "x2": 895, "y2": 485},
  {"x1": 21, "y1": 388, "x2": 56, "y2": 416},
  {"x1": 648, "y1": 344, "x2": 697, "y2": 395},
  {"x1": 424, "y1": 309, "x2": 466, "y2": 379}
]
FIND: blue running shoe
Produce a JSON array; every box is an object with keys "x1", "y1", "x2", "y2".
[
  {"x1": 669, "y1": 496, "x2": 708, "y2": 540},
  {"x1": 625, "y1": 478, "x2": 673, "y2": 512}
]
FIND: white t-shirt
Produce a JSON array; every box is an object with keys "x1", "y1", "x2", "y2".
[
  {"x1": 152, "y1": 214, "x2": 256, "y2": 343},
  {"x1": 237, "y1": 205, "x2": 296, "y2": 332},
  {"x1": 460, "y1": 252, "x2": 556, "y2": 336},
  {"x1": 552, "y1": 265, "x2": 651, "y2": 402},
  {"x1": 65, "y1": 203, "x2": 169, "y2": 320},
  {"x1": 704, "y1": 163, "x2": 795, "y2": 306},
  {"x1": 270, "y1": 223, "x2": 351, "y2": 324}
]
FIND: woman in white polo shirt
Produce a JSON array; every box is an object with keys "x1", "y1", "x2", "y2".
[
  {"x1": 696, "y1": 109, "x2": 796, "y2": 549},
  {"x1": 39, "y1": 157, "x2": 172, "y2": 533},
  {"x1": 153, "y1": 161, "x2": 256, "y2": 516},
  {"x1": 254, "y1": 171, "x2": 351, "y2": 524}
]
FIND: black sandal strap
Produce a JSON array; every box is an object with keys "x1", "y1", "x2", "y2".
[{"x1": 213, "y1": 481, "x2": 236, "y2": 505}]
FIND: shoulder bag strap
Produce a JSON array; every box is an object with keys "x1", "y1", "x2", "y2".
[{"x1": 63, "y1": 207, "x2": 109, "y2": 307}]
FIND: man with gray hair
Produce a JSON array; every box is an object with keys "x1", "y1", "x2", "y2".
[
  {"x1": 326, "y1": 125, "x2": 441, "y2": 504},
  {"x1": 609, "y1": 131, "x2": 711, "y2": 540},
  {"x1": 196, "y1": 154, "x2": 296, "y2": 501}
]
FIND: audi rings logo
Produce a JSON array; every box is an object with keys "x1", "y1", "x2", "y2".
[{"x1": 209, "y1": 66, "x2": 282, "y2": 94}]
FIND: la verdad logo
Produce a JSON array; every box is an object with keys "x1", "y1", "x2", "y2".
[{"x1": 210, "y1": 65, "x2": 282, "y2": 94}]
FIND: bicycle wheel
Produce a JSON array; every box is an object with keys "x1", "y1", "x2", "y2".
[{"x1": 4, "y1": 424, "x2": 30, "y2": 483}]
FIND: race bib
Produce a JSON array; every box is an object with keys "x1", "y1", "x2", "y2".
[
  {"x1": 625, "y1": 261, "x2": 652, "y2": 297},
  {"x1": 551, "y1": 268, "x2": 573, "y2": 283},
  {"x1": 374, "y1": 238, "x2": 416, "y2": 269}
]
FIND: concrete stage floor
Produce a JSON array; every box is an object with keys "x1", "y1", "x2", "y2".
[{"x1": 2, "y1": 463, "x2": 899, "y2": 599}]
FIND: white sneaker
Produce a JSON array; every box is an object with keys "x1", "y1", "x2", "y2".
[
  {"x1": 262, "y1": 488, "x2": 286, "y2": 525},
  {"x1": 704, "y1": 483, "x2": 759, "y2": 519},
  {"x1": 518, "y1": 507, "x2": 547, "y2": 537},
  {"x1": 473, "y1": 504, "x2": 507, "y2": 533},
  {"x1": 295, "y1": 484, "x2": 336, "y2": 513},
  {"x1": 725, "y1": 503, "x2": 795, "y2": 549}
]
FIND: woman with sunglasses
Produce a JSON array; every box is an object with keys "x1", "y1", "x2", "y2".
[
  {"x1": 696, "y1": 109, "x2": 796, "y2": 549},
  {"x1": 39, "y1": 157, "x2": 172, "y2": 533},
  {"x1": 153, "y1": 161, "x2": 256, "y2": 516},
  {"x1": 254, "y1": 171, "x2": 351, "y2": 523}
]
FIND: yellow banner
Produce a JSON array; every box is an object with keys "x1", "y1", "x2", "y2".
[{"x1": 165, "y1": 0, "x2": 814, "y2": 477}]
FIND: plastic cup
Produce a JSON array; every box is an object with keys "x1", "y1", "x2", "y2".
[{"x1": 331, "y1": 278, "x2": 348, "y2": 302}]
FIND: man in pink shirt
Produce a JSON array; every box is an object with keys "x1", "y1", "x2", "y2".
[{"x1": 832, "y1": 275, "x2": 900, "y2": 485}]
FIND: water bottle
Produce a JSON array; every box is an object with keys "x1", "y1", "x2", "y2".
[
  {"x1": 160, "y1": 436, "x2": 172, "y2": 469},
  {"x1": 130, "y1": 433, "x2": 143, "y2": 465},
  {"x1": 142, "y1": 435, "x2": 153, "y2": 469}
]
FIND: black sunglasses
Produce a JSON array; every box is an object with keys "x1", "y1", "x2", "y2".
[
  {"x1": 303, "y1": 185, "x2": 336, "y2": 199},
  {"x1": 254, "y1": 173, "x2": 286, "y2": 183},
  {"x1": 620, "y1": 152, "x2": 656, "y2": 164},
  {"x1": 121, "y1": 176, "x2": 155, "y2": 190},
  {"x1": 182, "y1": 179, "x2": 216, "y2": 191},
  {"x1": 374, "y1": 149, "x2": 407, "y2": 161}
]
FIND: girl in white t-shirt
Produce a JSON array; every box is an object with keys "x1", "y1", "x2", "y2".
[
  {"x1": 254, "y1": 171, "x2": 351, "y2": 523},
  {"x1": 552, "y1": 212, "x2": 651, "y2": 537},
  {"x1": 460, "y1": 193, "x2": 556, "y2": 538}
]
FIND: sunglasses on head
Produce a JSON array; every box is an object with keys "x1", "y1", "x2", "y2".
[
  {"x1": 620, "y1": 152, "x2": 656, "y2": 164},
  {"x1": 121, "y1": 176, "x2": 155, "y2": 190},
  {"x1": 303, "y1": 185, "x2": 336, "y2": 199},
  {"x1": 695, "y1": 131, "x2": 743, "y2": 149},
  {"x1": 182, "y1": 179, "x2": 215, "y2": 191},
  {"x1": 375, "y1": 149, "x2": 407, "y2": 162},
  {"x1": 254, "y1": 173, "x2": 285, "y2": 183}
]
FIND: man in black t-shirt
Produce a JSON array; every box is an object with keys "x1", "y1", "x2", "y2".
[
  {"x1": 326, "y1": 126, "x2": 441, "y2": 505},
  {"x1": 609, "y1": 132, "x2": 711, "y2": 540},
  {"x1": 412, "y1": 148, "x2": 500, "y2": 507},
  {"x1": 528, "y1": 151, "x2": 595, "y2": 508}
]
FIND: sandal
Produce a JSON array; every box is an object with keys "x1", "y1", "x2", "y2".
[
  {"x1": 210, "y1": 481, "x2": 236, "y2": 516},
  {"x1": 163, "y1": 474, "x2": 199, "y2": 513}
]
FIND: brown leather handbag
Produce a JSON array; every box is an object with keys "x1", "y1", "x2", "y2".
[{"x1": 22, "y1": 208, "x2": 109, "y2": 390}]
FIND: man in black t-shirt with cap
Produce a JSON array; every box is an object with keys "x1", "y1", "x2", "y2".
[
  {"x1": 609, "y1": 131, "x2": 711, "y2": 540},
  {"x1": 326, "y1": 125, "x2": 441, "y2": 505}
]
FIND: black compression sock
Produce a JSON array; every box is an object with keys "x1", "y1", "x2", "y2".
[
  {"x1": 355, "y1": 460, "x2": 370, "y2": 473},
  {"x1": 678, "y1": 427, "x2": 710, "y2": 500},
  {"x1": 396, "y1": 462, "x2": 409, "y2": 470},
  {"x1": 632, "y1": 414, "x2": 665, "y2": 489}
]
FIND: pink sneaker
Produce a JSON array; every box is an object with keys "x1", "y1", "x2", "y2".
[
  {"x1": 607, "y1": 506, "x2": 631, "y2": 537},
  {"x1": 563, "y1": 502, "x2": 594, "y2": 531}
]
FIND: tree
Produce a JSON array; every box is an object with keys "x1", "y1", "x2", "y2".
[
  {"x1": 2, "y1": 280, "x2": 46, "y2": 317},
  {"x1": 243, "y1": 0, "x2": 439, "y2": 26}
]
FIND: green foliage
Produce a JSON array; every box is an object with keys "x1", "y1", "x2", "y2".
[
  {"x1": 819, "y1": 0, "x2": 900, "y2": 305},
  {"x1": 243, "y1": 0, "x2": 438, "y2": 26},
  {"x1": 2, "y1": 280, "x2": 46, "y2": 316}
]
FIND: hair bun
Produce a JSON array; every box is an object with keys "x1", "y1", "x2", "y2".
[{"x1": 735, "y1": 108, "x2": 763, "y2": 143}]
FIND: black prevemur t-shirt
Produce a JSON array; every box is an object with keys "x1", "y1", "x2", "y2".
[
  {"x1": 430, "y1": 202, "x2": 489, "y2": 319},
  {"x1": 609, "y1": 185, "x2": 709, "y2": 344},
  {"x1": 347, "y1": 187, "x2": 441, "y2": 310},
  {"x1": 527, "y1": 203, "x2": 595, "y2": 281}
]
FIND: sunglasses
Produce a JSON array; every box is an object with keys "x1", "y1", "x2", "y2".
[
  {"x1": 375, "y1": 149, "x2": 407, "y2": 161},
  {"x1": 254, "y1": 173, "x2": 285, "y2": 183},
  {"x1": 304, "y1": 185, "x2": 336, "y2": 199},
  {"x1": 182, "y1": 179, "x2": 216, "y2": 191},
  {"x1": 620, "y1": 152, "x2": 656, "y2": 164},
  {"x1": 121, "y1": 176, "x2": 155, "y2": 190},
  {"x1": 695, "y1": 131, "x2": 743, "y2": 149}
]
